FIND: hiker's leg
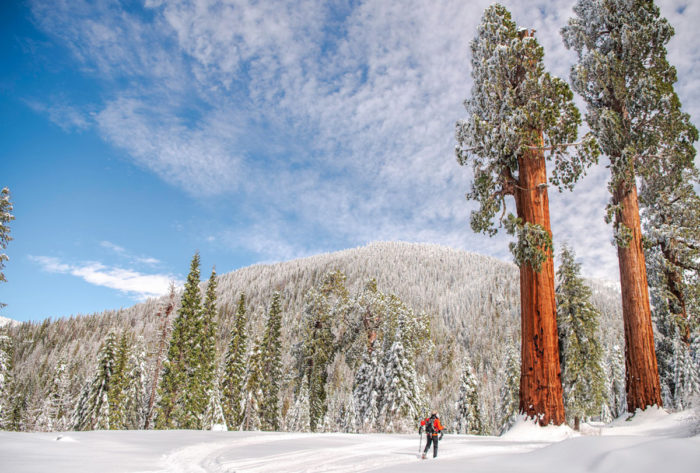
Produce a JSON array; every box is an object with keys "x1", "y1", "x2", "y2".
[
  {"x1": 423, "y1": 436, "x2": 432, "y2": 454},
  {"x1": 433, "y1": 436, "x2": 438, "y2": 457}
]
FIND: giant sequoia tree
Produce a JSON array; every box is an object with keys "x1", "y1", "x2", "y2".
[
  {"x1": 456, "y1": 4, "x2": 597, "y2": 425},
  {"x1": 562, "y1": 0, "x2": 697, "y2": 411}
]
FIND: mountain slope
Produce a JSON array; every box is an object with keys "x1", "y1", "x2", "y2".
[{"x1": 6, "y1": 242, "x2": 623, "y2": 433}]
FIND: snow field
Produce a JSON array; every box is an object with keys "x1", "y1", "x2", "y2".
[{"x1": 1, "y1": 408, "x2": 698, "y2": 473}]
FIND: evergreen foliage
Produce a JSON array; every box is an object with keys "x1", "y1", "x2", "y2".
[
  {"x1": 222, "y1": 294, "x2": 248, "y2": 429},
  {"x1": 258, "y1": 293, "x2": 283, "y2": 431},
  {"x1": 379, "y1": 318, "x2": 423, "y2": 432},
  {"x1": 300, "y1": 272, "x2": 348, "y2": 431},
  {"x1": 3, "y1": 242, "x2": 628, "y2": 434},
  {"x1": 242, "y1": 340, "x2": 263, "y2": 430},
  {"x1": 641, "y1": 164, "x2": 700, "y2": 409},
  {"x1": 455, "y1": 4, "x2": 596, "y2": 266},
  {"x1": 0, "y1": 329, "x2": 13, "y2": 428},
  {"x1": 73, "y1": 332, "x2": 118, "y2": 430},
  {"x1": 189, "y1": 267, "x2": 219, "y2": 427},
  {"x1": 0, "y1": 187, "x2": 14, "y2": 307},
  {"x1": 556, "y1": 246, "x2": 606, "y2": 427},
  {"x1": 563, "y1": 0, "x2": 697, "y2": 241},
  {"x1": 454, "y1": 357, "x2": 483, "y2": 435},
  {"x1": 497, "y1": 340, "x2": 520, "y2": 433},
  {"x1": 606, "y1": 345, "x2": 627, "y2": 419},
  {"x1": 35, "y1": 359, "x2": 71, "y2": 431},
  {"x1": 203, "y1": 369, "x2": 226, "y2": 430},
  {"x1": 563, "y1": 0, "x2": 696, "y2": 413},
  {"x1": 156, "y1": 252, "x2": 206, "y2": 429}
]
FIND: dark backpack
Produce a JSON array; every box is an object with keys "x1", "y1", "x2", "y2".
[{"x1": 425, "y1": 417, "x2": 435, "y2": 434}]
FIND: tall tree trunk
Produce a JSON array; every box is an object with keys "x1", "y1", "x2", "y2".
[
  {"x1": 514, "y1": 143, "x2": 566, "y2": 426},
  {"x1": 614, "y1": 182, "x2": 663, "y2": 411}
]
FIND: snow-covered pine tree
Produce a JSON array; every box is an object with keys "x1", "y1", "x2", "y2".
[
  {"x1": 203, "y1": 368, "x2": 226, "y2": 430},
  {"x1": 126, "y1": 338, "x2": 149, "y2": 429},
  {"x1": 0, "y1": 328, "x2": 13, "y2": 429},
  {"x1": 155, "y1": 253, "x2": 203, "y2": 429},
  {"x1": 454, "y1": 357, "x2": 483, "y2": 435},
  {"x1": 497, "y1": 340, "x2": 520, "y2": 434},
  {"x1": 0, "y1": 187, "x2": 14, "y2": 306},
  {"x1": 353, "y1": 338, "x2": 381, "y2": 432},
  {"x1": 222, "y1": 293, "x2": 248, "y2": 429},
  {"x1": 242, "y1": 340, "x2": 263, "y2": 430},
  {"x1": 606, "y1": 345, "x2": 627, "y2": 419},
  {"x1": 287, "y1": 377, "x2": 311, "y2": 432},
  {"x1": 187, "y1": 267, "x2": 219, "y2": 429},
  {"x1": 562, "y1": 0, "x2": 698, "y2": 411},
  {"x1": 379, "y1": 316, "x2": 423, "y2": 432},
  {"x1": 301, "y1": 273, "x2": 344, "y2": 432},
  {"x1": 556, "y1": 245, "x2": 606, "y2": 430},
  {"x1": 73, "y1": 331, "x2": 118, "y2": 430},
  {"x1": 259, "y1": 292, "x2": 283, "y2": 431},
  {"x1": 456, "y1": 4, "x2": 597, "y2": 426},
  {"x1": 107, "y1": 332, "x2": 131, "y2": 429},
  {"x1": 641, "y1": 164, "x2": 700, "y2": 409},
  {"x1": 36, "y1": 359, "x2": 71, "y2": 431}
]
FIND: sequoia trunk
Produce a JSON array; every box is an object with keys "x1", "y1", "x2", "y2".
[
  {"x1": 614, "y1": 182, "x2": 663, "y2": 411},
  {"x1": 514, "y1": 143, "x2": 566, "y2": 426}
]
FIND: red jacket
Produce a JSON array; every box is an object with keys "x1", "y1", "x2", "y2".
[{"x1": 420, "y1": 416, "x2": 444, "y2": 437}]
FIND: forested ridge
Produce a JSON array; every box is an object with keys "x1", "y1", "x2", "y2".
[{"x1": 1, "y1": 242, "x2": 627, "y2": 434}]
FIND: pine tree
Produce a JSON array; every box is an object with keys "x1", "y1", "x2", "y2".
[
  {"x1": 556, "y1": 246, "x2": 606, "y2": 430},
  {"x1": 156, "y1": 252, "x2": 203, "y2": 429},
  {"x1": 73, "y1": 332, "x2": 118, "y2": 430},
  {"x1": 454, "y1": 357, "x2": 484, "y2": 435},
  {"x1": 145, "y1": 284, "x2": 176, "y2": 429},
  {"x1": 0, "y1": 187, "x2": 14, "y2": 308},
  {"x1": 36, "y1": 359, "x2": 71, "y2": 431},
  {"x1": 242, "y1": 340, "x2": 263, "y2": 430},
  {"x1": 187, "y1": 267, "x2": 219, "y2": 429},
  {"x1": 287, "y1": 378, "x2": 311, "y2": 432},
  {"x1": 562, "y1": 0, "x2": 697, "y2": 411},
  {"x1": 259, "y1": 292, "x2": 283, "y2": 431},
  {"x1": 456, "y1": 4, "x2": 597, "y2": 426},
  {"x1": 379, "y1": 319, "x2": 423, "y2": 432},
  {"x1": 222, "y1": 294, "x2": 248, "y2": 429},
  {"x1": 642, "y1": 165, "x2": 700, "y2": 409},
  {"x1": 203, "y1": 369, "x2": 226, "y2": 430},
  {"x1": 498, "y1": 340, "x2": 520, "y2": 434},
  {"x1": 353, "y1": 339, "x2": 382, "y2": 432},
  {"x1": 108, "y1": 332, "x2": 131, "y2": 429},
  {"x1": 301, "y1": 276, "x2": 339, "y2": 431},
  {"x1": 0, "y1": 329, "x2": 13, "y2": 429},
  {"x1": 606, "y1": 345, "x2": 627, "y2": 419}
]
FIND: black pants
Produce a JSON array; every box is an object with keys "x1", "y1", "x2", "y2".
[{"x1": 423, "y1": 435, "x2": 438, "y2": 457}]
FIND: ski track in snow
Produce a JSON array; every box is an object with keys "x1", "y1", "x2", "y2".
[{"x1": 155, "y1": 433, "x2": 547, "y2": 473}]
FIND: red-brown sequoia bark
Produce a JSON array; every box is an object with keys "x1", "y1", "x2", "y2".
[
  {"x1": 614, "y1": 182, "x2": 663, "y2": 411},
  {"x1": 514, "y1": 142, "x2": 566, "y2": 426}
]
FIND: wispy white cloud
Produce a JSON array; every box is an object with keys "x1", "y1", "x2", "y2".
[
  {"x1": 29, "y1": 255, "x2": 179, "y2": 300},
  {"x1": 27, "y1": 0, "x2": 699, "y2": 281},
  {"x1": 100, "y1": 240, "x2": 161, "y2": 266},
  {"x1": 24, "y1": 98, "x2": 92, "y2": 132}
]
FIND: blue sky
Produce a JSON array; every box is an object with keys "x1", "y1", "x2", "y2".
[{"x1": 1, "y1": 0, "x2": 698, "y2": 322}]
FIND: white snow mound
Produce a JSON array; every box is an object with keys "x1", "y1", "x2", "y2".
[{"x1": 501, "y1": 415, "x2": 578, "y2": 442}]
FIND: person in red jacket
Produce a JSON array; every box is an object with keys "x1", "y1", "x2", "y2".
[{"x1": 419, "y1": 411, "x2": 444, "y2": 459}]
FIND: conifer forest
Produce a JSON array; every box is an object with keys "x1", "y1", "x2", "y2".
[{"x1": 1, "y1": 0, "x2": 699, "y2": 439}]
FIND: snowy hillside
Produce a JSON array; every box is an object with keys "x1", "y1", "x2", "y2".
[
  {"x1": 4, "y1": 242, "x2": 625, "y2": 434},
  {"x1": 0, "y1": 315, "x2": 18, "y2": 327},
  {"x1": 1, "y1": 407, "x2": 698, "y2": 473}
]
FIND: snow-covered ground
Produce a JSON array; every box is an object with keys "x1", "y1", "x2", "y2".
[{"x1": 1, "y1": 408, "x2": 698, "y2": 473}]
